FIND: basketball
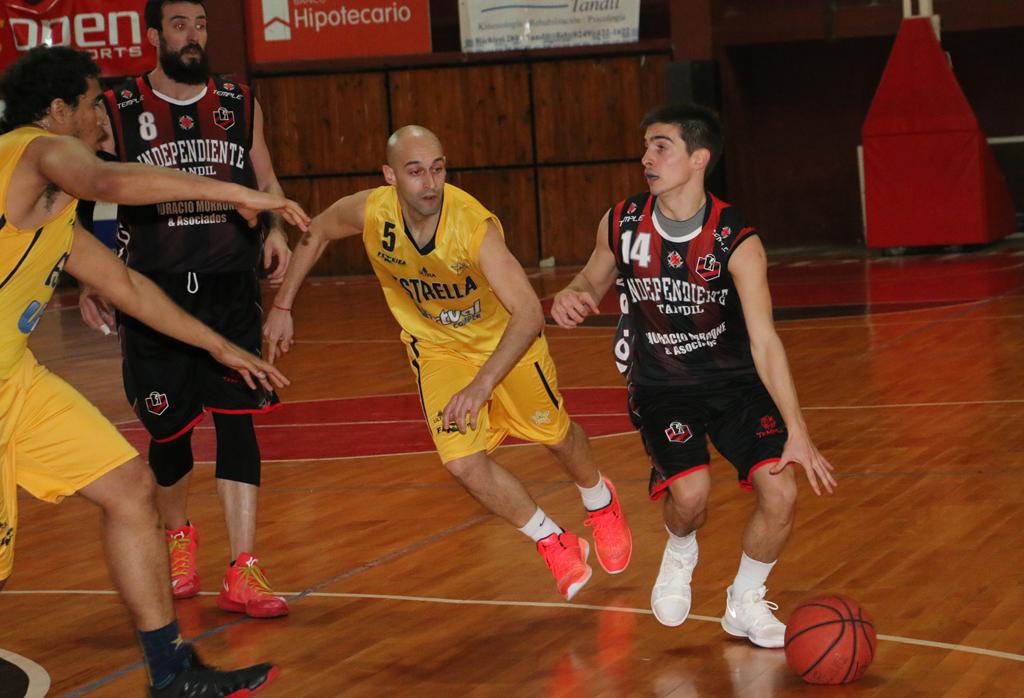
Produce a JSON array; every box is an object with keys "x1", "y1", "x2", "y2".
[{"x1": 784, "y1": 596, "x2": 877, "y2": 684}]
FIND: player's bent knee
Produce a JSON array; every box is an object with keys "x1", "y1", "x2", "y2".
[
  {"x1": 213, "y1": 412, "x2": 261, "y2": 486},
  {"x1": 81, "y1": 457, "x2": 158, "y2": 517},
  {"x1": 666, "y1": 485, "x2": 709, "y2": 520},
  {"x1": 665, "y1": 473, "x2": 710, "y2": 514},
  {"x1": 545, "y1": 420, "x2": 586, "y2": 456},
  {"x1": 148, "y1": 430, "x2": 194, "y2": 487},
  {"x1": 753, "y1": 465, "x2": 797, "y2": 509},
  {"x1": 443, "y1": 451, "x2": 487, "y2": 481}
]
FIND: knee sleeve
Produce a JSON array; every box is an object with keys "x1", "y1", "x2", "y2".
[
  {"x1": 148, "y1": 429, "x2": 194, "y2": 487},
  {"x1": 213, "y1": 412, "x2": 261, "y2": 486}
]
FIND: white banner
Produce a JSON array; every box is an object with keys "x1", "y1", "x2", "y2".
[{"x1": 459, "y1": 1, "x2": 640, "y2": 53}]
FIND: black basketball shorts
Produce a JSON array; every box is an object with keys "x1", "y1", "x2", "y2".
[
  {"x1": 627, "y1": 374, "x2": 787, "y2": 499},
  {"x1": 120, "y1": 269, "x2": 280, "y2": 442}
]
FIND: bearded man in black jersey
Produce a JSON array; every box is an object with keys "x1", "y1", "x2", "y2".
[
  {"x1": 552, "y1": 104, "x2": 836, "y2": 649},
  {"x1": 78, "y1": 0, "x2": 292, "y2": 619}
]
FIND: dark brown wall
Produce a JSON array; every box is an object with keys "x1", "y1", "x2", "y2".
[
  {"x1": 206, "y1": 0, "x2": 248, "y2": 78},
  {"x1": 718, "y1": 27, "x2": 1024, "y2": 247}
]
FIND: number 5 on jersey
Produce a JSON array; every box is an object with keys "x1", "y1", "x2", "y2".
[{"x1": 621, "y1": 230, "x2": 651, "y2": 267}]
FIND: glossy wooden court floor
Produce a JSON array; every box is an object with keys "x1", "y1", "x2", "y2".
[{"x1": 3, "y1": 244, "x2": 1024, "y2": 696}]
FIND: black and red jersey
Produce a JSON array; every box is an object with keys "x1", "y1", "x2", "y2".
[
  {"x1": 611, "y1": 191, "x2": 758, "y2": 386},
  {"x1": 103, "y1": 75, "x2": 259, "y2": 273}
]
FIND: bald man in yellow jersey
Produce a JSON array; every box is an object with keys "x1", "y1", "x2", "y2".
[
  {"x1": 264, "y1": 126, "x2": 632, "y2": 601},
  {"x1": 0, "y1": 46, "x2": 308, "y2": 697}
]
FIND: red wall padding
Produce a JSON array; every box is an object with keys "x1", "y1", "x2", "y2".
[{"x1": 862, "y1": 18, "x2": 1015, "y2": 247}]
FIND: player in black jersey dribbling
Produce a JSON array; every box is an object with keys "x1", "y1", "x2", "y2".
[{"x1": 552, "y1": 104, "x2": 836, "y2": 649}]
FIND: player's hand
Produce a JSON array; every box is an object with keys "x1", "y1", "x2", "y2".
[
  {"x1": 235, "y1": 190, "x2": 310, "y2": 231},
  {"x1": 442, "y1": 379, "x2": 492, "y2": 434},
  {"x1": 262, "y1": 306, "x2": 295, "y2": 363},
  {"x1": 208, "y1": 338, "x2": 289, "y2": 392},
  {"x1": 771, "y1": 429, "x2": 836, "y2": 496},
  {"x1": 551, "y1": 289, "x2": 600, "y2": 328},
  {"x1": 263, "y1": 230, "x2": 292, "y2": 286},
  {"x1": 79, "y1": 284, "x2": 116, "y2": 336}
]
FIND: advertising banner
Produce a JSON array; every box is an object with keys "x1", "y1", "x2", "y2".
[
  {"x1": 0, "y1": 0, "x2": 153, "y2": 77},
  {"x1": 459, "y1": 0, "x2": 640, "y2": 53},
  {"x1": 245, "y1": 0, "x2": 432, "y2": 65}
]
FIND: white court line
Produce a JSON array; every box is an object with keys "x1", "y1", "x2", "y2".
[
  {"x1": 5, "y1": 589, "x2": 1022, "y2": 665},
  {"x1": 0, "y1": 647, "x2": 51, "y2": 698}
]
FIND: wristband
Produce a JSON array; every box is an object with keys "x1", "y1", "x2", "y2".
[{"x1": 273, "y1": 304, "x2": 291, "y2": 312}]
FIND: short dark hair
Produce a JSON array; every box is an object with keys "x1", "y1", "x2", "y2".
[
  {"x1": 145, "y1": 0, "x2": 207, "y2": 31},
  {"x1": 0, "y1": 46, "x2": 101, "y2": 133},
  {"x1": 641, "y1": 104, "x2": 723, "y2": 173}
]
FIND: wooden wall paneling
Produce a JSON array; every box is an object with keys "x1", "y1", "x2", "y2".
[
  {"x1": 449, "y1": 168, "x2": 539, "y2": 267},
  {"x1": 388, "y1": 64, "x2": 533, "y2": 168},
  {"x1": 533, "y1": 54, "x2": 670, "y2": 163},
  {"x1": 538, "y1": 162, "x2": 645, "y2": 265},
  {"x1": 301, "y1": 175, "x2": 385, "y2": 276},
  {"x1": 253, "y1": 73, "x2": 390, "y2": 177}
]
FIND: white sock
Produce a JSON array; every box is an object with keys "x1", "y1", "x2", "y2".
[
  {"x1": 519, "y1": 507, "x2": 563, "y2": 542},
  {"x1": 731, "y1": 552, "x2": 776, "y2": 598},
  {"x1": 577, "y1": 474, "x2": 612, "y2": 511},
  {"x1": 666, "y1": 527, "x2": 697, "y2": 554}
]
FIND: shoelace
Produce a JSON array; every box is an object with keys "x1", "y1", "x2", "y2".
[
  {"x1": 744, "y1": 597, "x2": 781, "y2": 630},
  {"x1": 584, "y1": 504, "x2": 621, "y2": 535},
  {"x1": 168, "y1": 535, "x2": 192, "y2": 578},
  {"x1": 660, "y1": 547, "x2": 697, "y2": 578},
  {"x1": 237, "y1": 563, "x2": 276, "y2": 597},
  {"x1": 540, "y1": 537, "x2": 583, "y2": 576}
]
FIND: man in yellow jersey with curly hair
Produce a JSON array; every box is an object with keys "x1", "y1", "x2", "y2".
[
  {"x1": 0, "y1": 45, "x2": 308, "y2": 696},
  {"x1": 263, "y1": 125, "x2": 632, "y2": 601}
]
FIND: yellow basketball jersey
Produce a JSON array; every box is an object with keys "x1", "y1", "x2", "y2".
[
  {"x1": 363, "y1": 183, "x2": 545, "y2": 362},
  {"x1": 0, "y1": 127, "x2": 77, "y2": 379}
]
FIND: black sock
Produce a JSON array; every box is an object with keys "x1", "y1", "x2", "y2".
[{"x1": 138, "y1": 620, "x2": 191, "y2": 689}]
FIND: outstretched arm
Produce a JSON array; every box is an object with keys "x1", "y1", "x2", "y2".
[
  {"x1": 442, "y1": 221, "x2": 545, "y2": 433},
  {"x1": 250, "y1": 99, "x2": 292, "y2": 284},
  {"x1": 65, "y1": 221, "x2": 289, "y2": 391},
  {"x1": 730, "y1": 236, "x2": 836, "y2": 495},
  {"x1": 551, "y1": 209, "x2": 619, "y2": 328},
  {"x1": 263, "y1": 189, "x2": 371, "y2": 361},
  {"x1": 34, "y1": 135, "x2": 309, "y2": 229}
]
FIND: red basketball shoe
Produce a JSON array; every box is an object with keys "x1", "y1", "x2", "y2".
[
  {"x1": 583, "y1": 477, "x2": 632, "y2": 574},
  {"x1": 217, "y1": 553, "x2": 289, "y2": 618},
  {"x1": 166, "y1": 522, "x2": 199, "y2": 600},
  {"x1": 537, "y1": 531, "x2": 592, "y2": 601}
]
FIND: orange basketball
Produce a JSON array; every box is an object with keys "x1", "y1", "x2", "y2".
[{"x1": 784, "y1": 595, "x2": 877, "y2": 684}]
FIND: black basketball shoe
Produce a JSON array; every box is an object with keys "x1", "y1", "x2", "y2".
[{"x1": 149, "y1": 650, "x2": 278, "y2": 697}]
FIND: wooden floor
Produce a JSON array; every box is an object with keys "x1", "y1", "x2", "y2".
[{"x1": 3, "y1": 244, "x2": 1024, "y2": 696}]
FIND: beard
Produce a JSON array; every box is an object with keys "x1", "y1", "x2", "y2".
[{"x1": 159, "y1": 39, "x2": 210, "y2": 85}]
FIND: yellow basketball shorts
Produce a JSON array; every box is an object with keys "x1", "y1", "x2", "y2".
[
  {"x1": 407, "y1": 343, "x2": 571, "y2": 464},
  {"x1": 0, "y1": 351, "x2": 138, "y2": 580}
]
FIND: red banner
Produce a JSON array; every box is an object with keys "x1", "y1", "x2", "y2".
[
  {"x1": 0, "y1": 0, "x2": 153, "y2": 77},
  {"x1": 245, "y1": 0, "x2": 431, "y2": 66}
]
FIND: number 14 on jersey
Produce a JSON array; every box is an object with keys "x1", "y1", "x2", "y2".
[{"x1": 621, "y1": 230, "x2": 652, "y2": 268}]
